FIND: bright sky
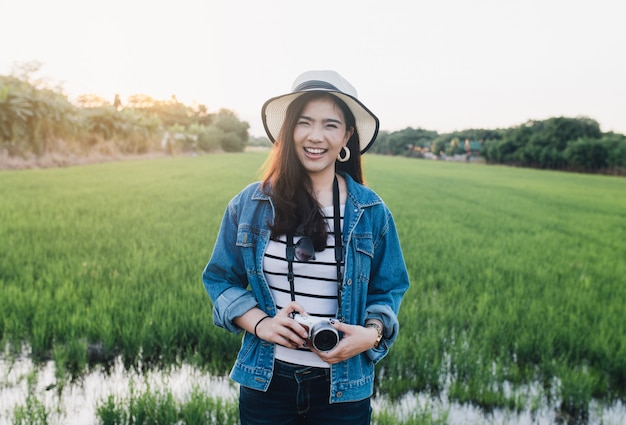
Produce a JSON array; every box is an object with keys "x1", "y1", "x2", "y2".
[{"x1": 1, "y1": 0, "x2": 625, "y2": 137}]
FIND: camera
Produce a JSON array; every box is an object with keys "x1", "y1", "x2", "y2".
[{"x1": 291, "y1": 313, "x2": 340, "y2": 352}]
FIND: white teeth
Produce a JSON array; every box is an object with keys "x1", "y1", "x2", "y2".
[{"x1": 305, "y1": 147, "x2": 326, "y2": 154}]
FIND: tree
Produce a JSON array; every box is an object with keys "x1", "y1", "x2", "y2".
[
  {"x1": 601, "y1": 133, "x2": 626, "y2": 170},
  {"x1": 75, "y1": 94, "x2": 110, "y2": 108},
  {"x1": 126, "y1": 94, "x2": 156, "y2": 109},
  {"x1": 368, "y1": 131, "x2": 390, "y2": 154},
  {"x1": 564, "y1": 138, "x2": 608, "y2": 171},
  {"x1": 369, "y1": 128, "x2": 438, "y2": 156},
  {"x1": 0, "y1": 72, "x2": 77, "y2": 155},
  {"x1": 212, "y1": 109, "x2": 249, "y2": 152},
  {"x1": 113, "y1": 94, "x2": 122, "y2": 110},
  {"x1": 482, "y1": 117, "x2": 603, "y2": 168},
  {"x1": 0, "y1": 76, "x2": 32, "y2": 143},
  {"x1": 430, "y1": 138, "x2": 447, "y2": 157}
]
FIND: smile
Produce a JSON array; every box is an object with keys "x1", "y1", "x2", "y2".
[{"x1": 304, "y1": 147, "x2": 327, "y2": 155}]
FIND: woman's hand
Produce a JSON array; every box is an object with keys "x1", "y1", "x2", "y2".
[
  {"x1": 253, "y1": 302, "x2": 309, "y2": 349},
  {"x1": 312, "y1": 320, "x2": 381, "y2": 364}
]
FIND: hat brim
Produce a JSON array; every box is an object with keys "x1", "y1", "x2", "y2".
[{"x1": 262, "y1": 91, "x2": 380, "y2": 154}]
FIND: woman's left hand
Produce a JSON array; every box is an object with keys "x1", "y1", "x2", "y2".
[{"x1": 312, "y1": 320, "x2": 379, "y2": 364}]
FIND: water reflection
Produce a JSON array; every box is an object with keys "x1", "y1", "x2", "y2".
[
  {"x1": 0, "y1": 355, "x2": 236, "y2": 424},
  {"x1": 373, "y1": 391, "x2": 625, "y2": 425},
  {"x1": 1, "y1": 355, "x2": 624, "y2": 424}
]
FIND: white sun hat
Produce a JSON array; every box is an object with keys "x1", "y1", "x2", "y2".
[{"x1": 261, "y1": 70, "x2": 380, "y2": 154}]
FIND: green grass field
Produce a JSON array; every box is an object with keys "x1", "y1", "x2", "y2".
[{"x1": 1, "y1": 153, "x2": 625, "y2": 422}]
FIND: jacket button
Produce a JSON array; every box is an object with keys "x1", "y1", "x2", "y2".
[
  {"x1": 336, "y1": 391, "x2": 343, "y2": 398},
  {"x1": 347, "y1": 278, "x2": 352, "y2": 285}
]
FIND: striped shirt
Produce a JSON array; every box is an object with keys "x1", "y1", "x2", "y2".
[{"x1": 263, "y1": 204, "x2": 344, "y2": 367}]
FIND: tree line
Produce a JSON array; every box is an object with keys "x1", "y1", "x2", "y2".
[
  {"x1": 370, "y1": 117, "x2": 626, "y2": 175},
  {"x1": 2, "y1": 63, "x2": 624, "y2": 175},
  {"x1": 0, "y1": 63, "x2": 250, "y2": 159}
]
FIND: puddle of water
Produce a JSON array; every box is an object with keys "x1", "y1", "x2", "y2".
[
  {"x1": 1, "y1": 355, "x2": 624, "y2": 424},
  {"x1": 0, "y1": 355, "x2": 236, "y2": 425},
  {"x1": 373, "y1": 390, "x2": 626, "y2": 425}
]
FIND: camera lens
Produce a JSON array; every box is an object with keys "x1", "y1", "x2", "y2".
[{"x1": 311, "y1": 324, "x2": 339, "y2": 352}]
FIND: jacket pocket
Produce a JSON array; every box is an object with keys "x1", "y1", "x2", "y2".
[
  {"x1": 236, "y1": 225, "x2": 258, "y2": 248},
  {"x1": 353, "y1": 233, "x2": 373, "y2": 284},
  {"x1": 236, "y1": 225, "x2": 262, "y2": 276}
]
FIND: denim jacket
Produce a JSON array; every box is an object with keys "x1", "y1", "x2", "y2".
[{"x1": 202, "y1": 172, "x2": 410, "y2": 403}]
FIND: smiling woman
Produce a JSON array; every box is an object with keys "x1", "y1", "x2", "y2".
[
  {"x1": 291, "y1": 94, "x2": 353, "y2": 193},
  {"x1": 201, "y1": 70, "x2": 410, "y2": 425}
]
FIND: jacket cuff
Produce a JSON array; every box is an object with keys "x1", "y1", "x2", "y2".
[
  {"x1": 213, "y1": 287, "x2": 259, "y2": 334},
  {"x1": 364, "y1": 305, "x2": 400, "y2": 363}
]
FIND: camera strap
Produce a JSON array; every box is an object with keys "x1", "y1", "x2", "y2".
[{"x1": 286, "y1": 175, "x2": 343, "y2": 315}]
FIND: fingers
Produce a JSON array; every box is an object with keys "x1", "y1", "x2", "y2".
[
  {"x1": 257, "y1": 316, "x2": 303, "y2": 348},
  {"x1": 256, "y1": 304, "x2": 308, "y2": 348},
  {"x1": 259, "y1": 316, "x2": 380, "y2": 364},
  {"x1": 312, "y1": 322, "x2": 374, "y2": 364},
  {"x1": 276, "y1": 301, "x2": 306, "y2": 318},
  {"x1": 274, "y1": 315, "x2": 309, "y2": 347}
]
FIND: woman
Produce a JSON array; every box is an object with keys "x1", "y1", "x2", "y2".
[{"x1": 202, "y1": 70, "x2": 410, "y2": 424}]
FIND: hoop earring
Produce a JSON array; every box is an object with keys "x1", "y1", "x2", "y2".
[{"x1": 337, "y1": 146, "x2": 351, "y2": 162}]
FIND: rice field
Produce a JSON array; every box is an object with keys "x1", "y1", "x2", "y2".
[{"x1": 1, "y1": 152, "x2": 625, "y2": 424}]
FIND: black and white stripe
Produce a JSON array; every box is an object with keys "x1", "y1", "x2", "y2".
[{"x1": 263, "y1": 205, "x2": 344, "y2": 367}]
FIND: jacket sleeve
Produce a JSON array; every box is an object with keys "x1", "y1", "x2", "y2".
[
  {"x1": 202, "y1": 193, "x2": 258, "y2": 334},
  {"x1": 364, "y1": 206, "x2": 410, "y2": 363}
]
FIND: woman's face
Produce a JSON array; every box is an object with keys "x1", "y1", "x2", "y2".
[{"x1": 292, "y1": 96, "x2": 353, "y2": 179}]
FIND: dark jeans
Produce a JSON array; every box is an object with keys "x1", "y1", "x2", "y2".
[{"x1": 239, "y1": 360, "x2": 371, "y2": 425}]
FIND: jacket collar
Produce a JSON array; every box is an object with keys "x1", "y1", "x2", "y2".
[
  {"x1": 251, "y1": 183, "x2": 270, "y2": 201},
  {"x1": 342, "y1": 172, "x2": 382, "y2": 210}
]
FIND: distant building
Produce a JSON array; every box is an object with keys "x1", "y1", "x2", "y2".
[{"x1": 464, "y1": 139, "x2": 482, "y2": 156}]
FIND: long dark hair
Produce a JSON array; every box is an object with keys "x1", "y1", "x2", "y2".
[{"x1": 261, "y1": 92, "x2": 364, "y2": 250}]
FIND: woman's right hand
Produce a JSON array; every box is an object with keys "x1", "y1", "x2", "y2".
[{"x1": 255, "y1": 302, "x2": 309, "y2": 349}]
